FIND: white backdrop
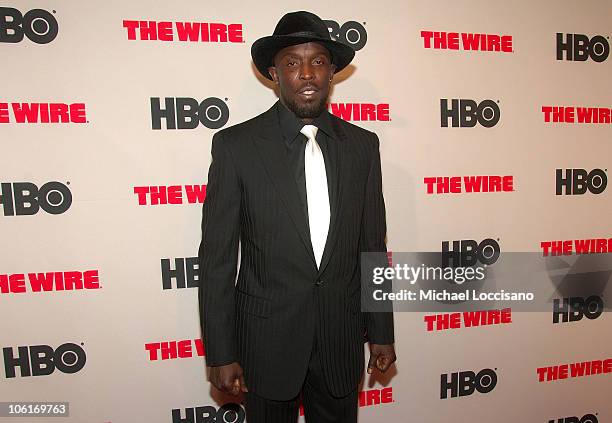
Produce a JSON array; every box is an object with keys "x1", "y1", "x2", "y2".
[{"x1": 1, "y1": 1, "x2": 611, "y2": 422}]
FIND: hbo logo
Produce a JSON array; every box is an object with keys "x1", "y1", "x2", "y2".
[
  {"x1": 440, "y1": 99, "x2": 500, "y2": 128},
  {"x1": 553, "y1": 296, "x2": 604, "y2": 324},
  {"x1": 556, "y1": 169, "x2": 607, "y2": 195},
  {"x1": 440, "y1": 368, "x2": 497, "y2": 399},
  {"x1": 324, "y1": 20, "x2": 367, "y2": 51},
  {"x1": 442, "y1": 239, "x2": 500, "y2": 267},
  {"x1": 151, "y1": 97, "x2": 230, "y2": 130},
  {"x1": 0, "y1": 7, "x2": 58, "y2": 44},
  {"x1": 557, "y1": 33, "x2": 609, "y2": 62},
  {"x1": 550, "y1": 415, "x2": 598, "y2": 423},
  {"x1": 3, "y1": 343, "x2": 86, "y2": 378},
  {"x1": 172, "y1": 403, "x2": 245, "y2": 423},
  {"x1": 0, "y1": 182, "x2": 72, "y2": 216}
]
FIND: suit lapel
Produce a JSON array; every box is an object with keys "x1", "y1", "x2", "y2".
[
  {"x1": 252, "y1": 103, "x2": 318, "y2": 268},
  {"x1": 317, "y1": 116, "x2": 346, "y2": 276}
]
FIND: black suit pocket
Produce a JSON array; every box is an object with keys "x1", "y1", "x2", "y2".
[{"x1": 235, "y1": 289, "x2": 271, "y2": 318}]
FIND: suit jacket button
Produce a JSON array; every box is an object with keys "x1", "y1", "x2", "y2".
[{"x1": 315, "y1": 280, "x2": 323, "y2": 286}]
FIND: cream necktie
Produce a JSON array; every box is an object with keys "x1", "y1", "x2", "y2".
[{"x1": 300, "y1": 124, "x2": 330, "y2": 269}]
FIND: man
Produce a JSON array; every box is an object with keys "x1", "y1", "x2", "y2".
[{"x1": 198, "y1": 11, "x2": 396, "y2": 423}]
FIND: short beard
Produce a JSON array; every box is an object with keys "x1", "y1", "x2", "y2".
[{"x1": 284, "y1": 95, "x2": 327, "y2": 119}]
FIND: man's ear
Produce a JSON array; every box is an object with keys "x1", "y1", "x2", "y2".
[
  {"x1": 268, "y1": 66, "x2": 279, "y2": 84},
  {"x1": 329, "y1": 64, "x2": 337, "y2": 81}
]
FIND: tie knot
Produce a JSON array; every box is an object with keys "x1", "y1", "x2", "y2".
[{"x1": 300, "y1": 124, "x2": 318, "y2": 141}]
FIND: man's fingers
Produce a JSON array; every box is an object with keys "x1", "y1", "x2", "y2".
[
  {"x1": 239, "y1": 374, "x2": 249, "y2": 392},
  {"x1": 376, "y1": 351, "x2": 397, "y2": 373},
  {"x1": 376, "y1": 355, "x2": 391, "y2": 372},
  {"x1": 210, "y1": 371, "x2": 223, "y2": 391},
  {"x1": 208, "y1": 363, "x2": 246, "y2": 396},
  {"x1": 367, "y1": 353, "x2": 379, "y2": 374},
  {"x1": 216, "y1": 375, "x2": 238, "y2": 395},
  {"x1": 221, "y1": 378, "x2": 239, "y2": 396},
  {"x1": 230, "y1": 378, "x2": 241, "y2": 396}
]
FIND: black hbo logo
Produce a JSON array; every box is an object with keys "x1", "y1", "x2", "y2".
[
  {"x1": 0, "y1": 182, "x2": 72, "y2": 216},
  {"x1": 440, "y1": 99, "x2": 500, "y2": 128},
  {"x1": 324, "y1": 20, "x2": 367, "y2": 51},
  {"x1": 550, "y1": 414, "x2": 599, "y2": 423},
  {"x1": 441, "y1": 239, "x2": 501, "y2": 267},
  {"x1": 555, "y1": 169, "x2": 607, "y2": 195},
  {"x1": 151, "y1": 97, "x2": 230, "y2": 130},
  {"x1": 557, "y1": 33, "x2": 609, "y2": 62},
  {"x1": 3, "y1": 343, "x2": 86, "y2": 378},
  {"x1": 440, "y1": 368, "x2": 497, "y2": 399},
  {"x1": 172, "y1": 403, "x2": 245, "y2": 423},
  {"x1": 0, "y1": 7, "x2": 58, "y2": 44}
]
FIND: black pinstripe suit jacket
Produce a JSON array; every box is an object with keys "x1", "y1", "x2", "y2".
[{"x1": 198, "y1": 100, "x2": 394, "y2": 401}]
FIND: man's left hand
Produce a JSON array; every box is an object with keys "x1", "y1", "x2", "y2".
[{"x1": 367, "y1": 343, "x2": 396, "y2": 374}]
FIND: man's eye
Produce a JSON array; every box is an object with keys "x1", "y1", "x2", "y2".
[
  {"x1": 287, "y1": 61, "x2": 297, "y2": 66},
  {"x1": 314, "y1": 59, "x2": 323, "y2": 64}
]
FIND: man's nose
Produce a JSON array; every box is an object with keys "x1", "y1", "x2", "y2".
[{"x1": 299, "y1": 62, "x2": 314, "y2": 80}]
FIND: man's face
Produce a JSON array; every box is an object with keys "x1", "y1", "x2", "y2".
[{"x1": 268, "y1": 42, "x2": 336, "y2": 121}]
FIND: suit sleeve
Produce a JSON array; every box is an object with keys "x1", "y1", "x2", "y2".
[
  {"x1": 360, "y1": 134, "x2": 395, "y2": 345},
  {"x1": 198, "y1": 131, "x2": 241, "y2": 367}
]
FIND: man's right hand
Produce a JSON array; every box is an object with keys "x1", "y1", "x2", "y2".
[{"x1": 207, "y1": 362, "x2": 248, "y2": 396}]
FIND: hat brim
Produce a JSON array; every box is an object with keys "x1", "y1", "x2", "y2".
[{"x1": 251, "y1": 35, "x2": 355, "y2": 80}]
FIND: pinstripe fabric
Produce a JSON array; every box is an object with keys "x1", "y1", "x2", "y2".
[
  {"x1": 244, "y1": 307, "x2": 358, "y2": 423},
  {"x1": 198, "y1": 101, "x2": 394, "y2": 401},
  {"x1": 244, "y1": 391, "x2": 300, "y2": 423}
]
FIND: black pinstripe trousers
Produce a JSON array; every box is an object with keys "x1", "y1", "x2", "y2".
[{"x1": 243, "y1": 321, "x2": 359, "y2": 423}]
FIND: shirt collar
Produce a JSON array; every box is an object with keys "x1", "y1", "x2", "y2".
[{"x1": 276, "y1": 100, "x2": 335, "y2": 147}]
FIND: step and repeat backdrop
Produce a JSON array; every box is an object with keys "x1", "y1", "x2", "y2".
[{"x1": 1, "y1": 0, "x2": 611, "y2": 422}]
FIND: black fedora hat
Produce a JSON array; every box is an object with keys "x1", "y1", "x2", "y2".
[{"x1": 251, "y1": 11, "x2": 355, "y2": 80}]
